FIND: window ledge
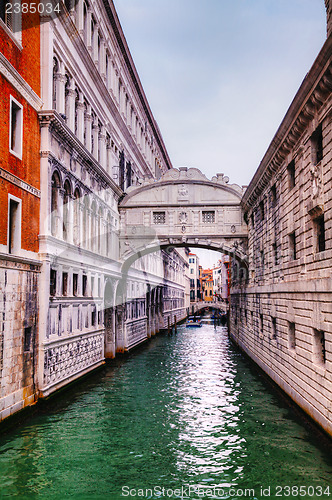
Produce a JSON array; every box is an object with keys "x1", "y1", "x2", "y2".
[{"x1": 0, "y1": 19, "x2": 22, "y2": 50}]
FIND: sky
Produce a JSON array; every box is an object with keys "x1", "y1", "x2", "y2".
[{"x1": 113, "y1": 0, "x2": 327, "y2": 268}]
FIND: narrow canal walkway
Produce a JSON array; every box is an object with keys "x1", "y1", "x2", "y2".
[{"x1": 0, "y1": 323, "x2": 331, "y2": 499}]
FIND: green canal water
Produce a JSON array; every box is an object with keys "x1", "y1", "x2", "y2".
[{"x1": 0, "y1": 323, "x2": 331, "y2": 500}]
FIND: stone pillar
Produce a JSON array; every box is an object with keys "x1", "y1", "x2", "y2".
[
  {"x1": 106, "y1": 138, "x2": 112, "y2": 175},
  {"x1": 93, "y1": 27, "x2": 99, "y2": 68},
  {"x1": 92, "y1": 115, "x2": 99, "y2": 159},
  {"x1": 77, "y1": 91, "x2": 85, "y2": 143},
  {"x1": 99, "y1": 125, "x2": 107, "y2": 168},
  {"x1": 86, "y1": 9, "x2": 92, "y2": 56},
  {"x1": 54, "y1": 61, "x2": 65, "y2": 114},
  {"x1": 66, "y1": 79, "x2": 76, "y2": 132},
  {"x1": 85, "y1": 104, "x2": 92, "y2": 153},
  {"x1": 77, "y1": 0, "x2": 84, "y2": 34},
  {"x1": 100, "y1": 39, "x2": 106, "y2": 81}
]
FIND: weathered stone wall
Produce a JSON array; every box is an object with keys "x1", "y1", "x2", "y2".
[
  {"x1": 0, "y1": 257, "x2": 40, "y2": 422},
  {"x1": 230, "y1": 36, "x2": 332, "y2": 436}
]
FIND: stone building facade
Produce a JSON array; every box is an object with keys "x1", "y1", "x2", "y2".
[
  {"x1": 230, "y1": 28, "x2": 332, "y2": 435},
  {"x1": 0, "y1": 9, "x2": 42, "y2": 420},
  {"x1": 37, "y1": 0, "x2": 184, "y2": 398}
]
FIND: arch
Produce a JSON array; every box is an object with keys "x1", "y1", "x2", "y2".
[
  {"x1": 73, "y1": 187, "x2": 81, "y2": 246},
  {"x1": 63, "y1": 179, "x2": 72, "y2": 241}
]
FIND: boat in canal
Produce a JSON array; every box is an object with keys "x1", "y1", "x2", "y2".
[{"x1": 186, "y1": 316, "x2": 202, "y2": 327}]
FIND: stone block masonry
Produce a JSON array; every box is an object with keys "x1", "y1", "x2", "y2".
[{"x1": 230, "y1": 33, "x2": 332, "y2": 436}]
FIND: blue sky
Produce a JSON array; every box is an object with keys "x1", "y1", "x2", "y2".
[
  {"x1": 113, "y1": 0, "x2": 326, "y2": 267},
  {"x1": 114, "y1": 0, "x2": 326, "y2": 187}
]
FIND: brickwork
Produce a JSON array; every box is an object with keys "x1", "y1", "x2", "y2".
[
  {"x1": 230, "y1": 35, "x2": 332, "y2": 436},
  {"x1": 0, "y1": 12, "x2": 41, "y2": 422},
  {"x1": 0, "y1": 258, "x2": 40, "y2": 421}
]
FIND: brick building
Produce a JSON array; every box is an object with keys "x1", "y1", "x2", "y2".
[{"x1": 0, "y1": 9, "x2": 42, "y2": 421}]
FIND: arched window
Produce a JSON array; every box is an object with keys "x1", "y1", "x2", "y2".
[
  {"x1": 73, "y1": 187, "x2": 81, "y2": 246},
  {"x1": 74, "y1": 88, "x2": 79, "y2": 136},
  {"x1": 63, "y1": 180, "x2": 71, "y2": 241},
  {"x1": 65, "y1": 73, "x2": 71, "y2": 124},
  {"x1": 91, "y1": 200, "x2": 97, "y2": 252},
  {"x1": 83, "y1": 195, "x2": 89, "y2": 249},
  {"x1": 106, "y1": 212, "x2": 111, "y2": 256},
  {"x1": 83, "y1": 2, "x2": 88, "y2": 45},
  {"x1": 51, "y1": 171, "x2": 61, "y2": 237}
]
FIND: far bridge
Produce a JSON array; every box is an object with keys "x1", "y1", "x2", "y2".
[{"x1": 191, "y1": 301, "x2": 227, "y2": 314}]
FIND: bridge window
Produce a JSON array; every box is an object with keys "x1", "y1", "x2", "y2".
[
  {"x1": 153, "y1": 211, "x2": 166, "y2": 224},
  {"x1": 314, "y1": 214, "x2": 325, "y2": 253},
  {"x1": 259, "y1": 200, "x2": 265, "y2": 221},
  {"x1": 287, "y1": 160, "x2": 295, "y2": 189},
  {"x1": 202, "y1": 211, "x2": 215, "y2": 224},
  {"x1": 271, "y1": 184, "x2": 277, "y2": 207},
  {"x1": 313, "y1": 329, "x2": 326, "y2": 366},
  {"x1": 271, "y1": 317, "x2": 277, "y2": 341},
  {"x1": 311, "y1": 124, "x2": 323, "y2": 165},
  {"x1": 289, "y1": 231, "x2": 296, "y2": 260},
  {"x1": 288, "y1": 322, "x2": 296, "y2": 350}
]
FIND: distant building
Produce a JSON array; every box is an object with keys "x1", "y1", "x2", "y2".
[{"x1": 189, "y1": 253, "x2": 200, "y2": 302}]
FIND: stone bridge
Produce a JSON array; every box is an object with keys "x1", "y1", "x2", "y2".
[
  {"x1": 119, "y1": 167, "x2": 248, "y2": 271},
  {"x1": 191, "y1": 301, "x2": 227, "y2": 314}
]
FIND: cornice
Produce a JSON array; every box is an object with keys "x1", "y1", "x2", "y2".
[
  {"x1": 38, "y1": 110, "x2": 123, "y2": 198},
  {"x1": 53, "y1": 26, "x2": 156, "y2": 179},
  {"x1": 0, "y1": 52, "x2": 42, "y2": 111},
  {"x1": 242, "y1": 34, "x2": 332, "y2": 211},
  {"x1": 100, "y1": 0, "x2": 173, "y2": 171}
]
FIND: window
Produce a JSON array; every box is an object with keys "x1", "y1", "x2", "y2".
[
  {"x1": 190, "y1": 279, "x2": 194, "y2": 287},
  {"x1": 314, "y1": 214, "x2": 325, "y2": 253},
  {"x1": 260, "y1": 314, "x2": 264, "y2": 337},
  {"x1": 288, "y1": 322, "x2": 296, "y2": 350},
  {"x1": 271, "y1": 317, "x2": 277, "y2": 341},
  {"x1": 0, "y1": 0, "x2": 22, "y2": 41},
  {"x1": 259, "y1": 200, "x2": 265, "y2": 220},
  {"x1": 287, "y1": 160, "x2": 295, "y2": 189},
  {"x1": 153, "y1": 211, "x2": 165, "y2": 224},
  {"x1": 271, "y1": 184, "x2": 277, "y2": 207},
  {"x1": 91, "y1": 276, "x2": 95, "y2": 296},
  {"x1": 272, "y1": 242, "x2": 278, "y2": 266},
  {"x1": 190, "y1": 268, "x2": 194, "y2": 274},
  {"x1": 91, "y1": 307, "x2": 96, "y2": 326},
  {"x1": 9, "y1": 96, "x2": 23, "y2": 159},
  {"x1": 311, "y1": 124, "x2": 323, "y2": 165},
  {"x1": 289, "y1": 231, "x2": 296, "y2": 260},
  {"x1": 8, "y1": 196, "x2": 21, "y2": 254},
  {"x1": 313, "y1": 329, "x2": 326, "y2": 366},
  {"x1": 73, "y1": 273, "x2": 78, "y2": 296},
  {"x1": 62, "y1": 272, "x2": 68, "y2": 296},
  {"x1": 82, "y1": 275, "x2": 87, "y2": 296},
  {"x1": 24, "y1": 327, "x2": 32, "y2": 352},
  {"x1": 50, "y1": 269, "x2": 57, "y2": 296},
  {"x1": 202, "y1": 211, "x2": 215, "y2": 224}
]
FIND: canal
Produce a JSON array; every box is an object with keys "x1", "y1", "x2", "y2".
[{"x1": 0, "y1": 322, "x2": 331, "y2": 499}]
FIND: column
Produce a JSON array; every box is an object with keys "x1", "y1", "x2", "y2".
[
  {"x1": 87, "y1": 9, "x2": 92, "y2": 55},
  {"x1": 54, "y1": 60, "x2": 65, "y2": 114},
  {"x1": 76, "y1": 91, "x2": 85, "y2": 143},
  {"x1": 99, "y1": 125, "x2": 107, "y2": 168},
  {"x1": 85, "y1": 104, "x2": 92, "y2": 152},
  {"x1": 100, "y1": 39, "x2": 106, "y2": 80},
  {"x1": 77, "y1": 0, "x2": 84, "y2": 34},
  {"x1": 66, "y1": 78, "x2": 76, "y2": 132},
  {"x1": 92, "y1": 115, "x2": 99, "y2": 159}
]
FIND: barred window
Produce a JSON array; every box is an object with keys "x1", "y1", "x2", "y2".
[
  {"x1": 153, "y1": 211, "x2": 166, "y2": 224},
  {"x1": 202, "y1": 211, "x2": 215, "y2": 223}
]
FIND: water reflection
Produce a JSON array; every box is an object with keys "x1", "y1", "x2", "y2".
[{"x1": 0, "y1": 323, "x2": 331, "y2": 499}]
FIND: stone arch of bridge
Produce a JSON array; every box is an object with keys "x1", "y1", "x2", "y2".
[{"x1": 119, "y1": 166, "x2": 248, "y2": 275}]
